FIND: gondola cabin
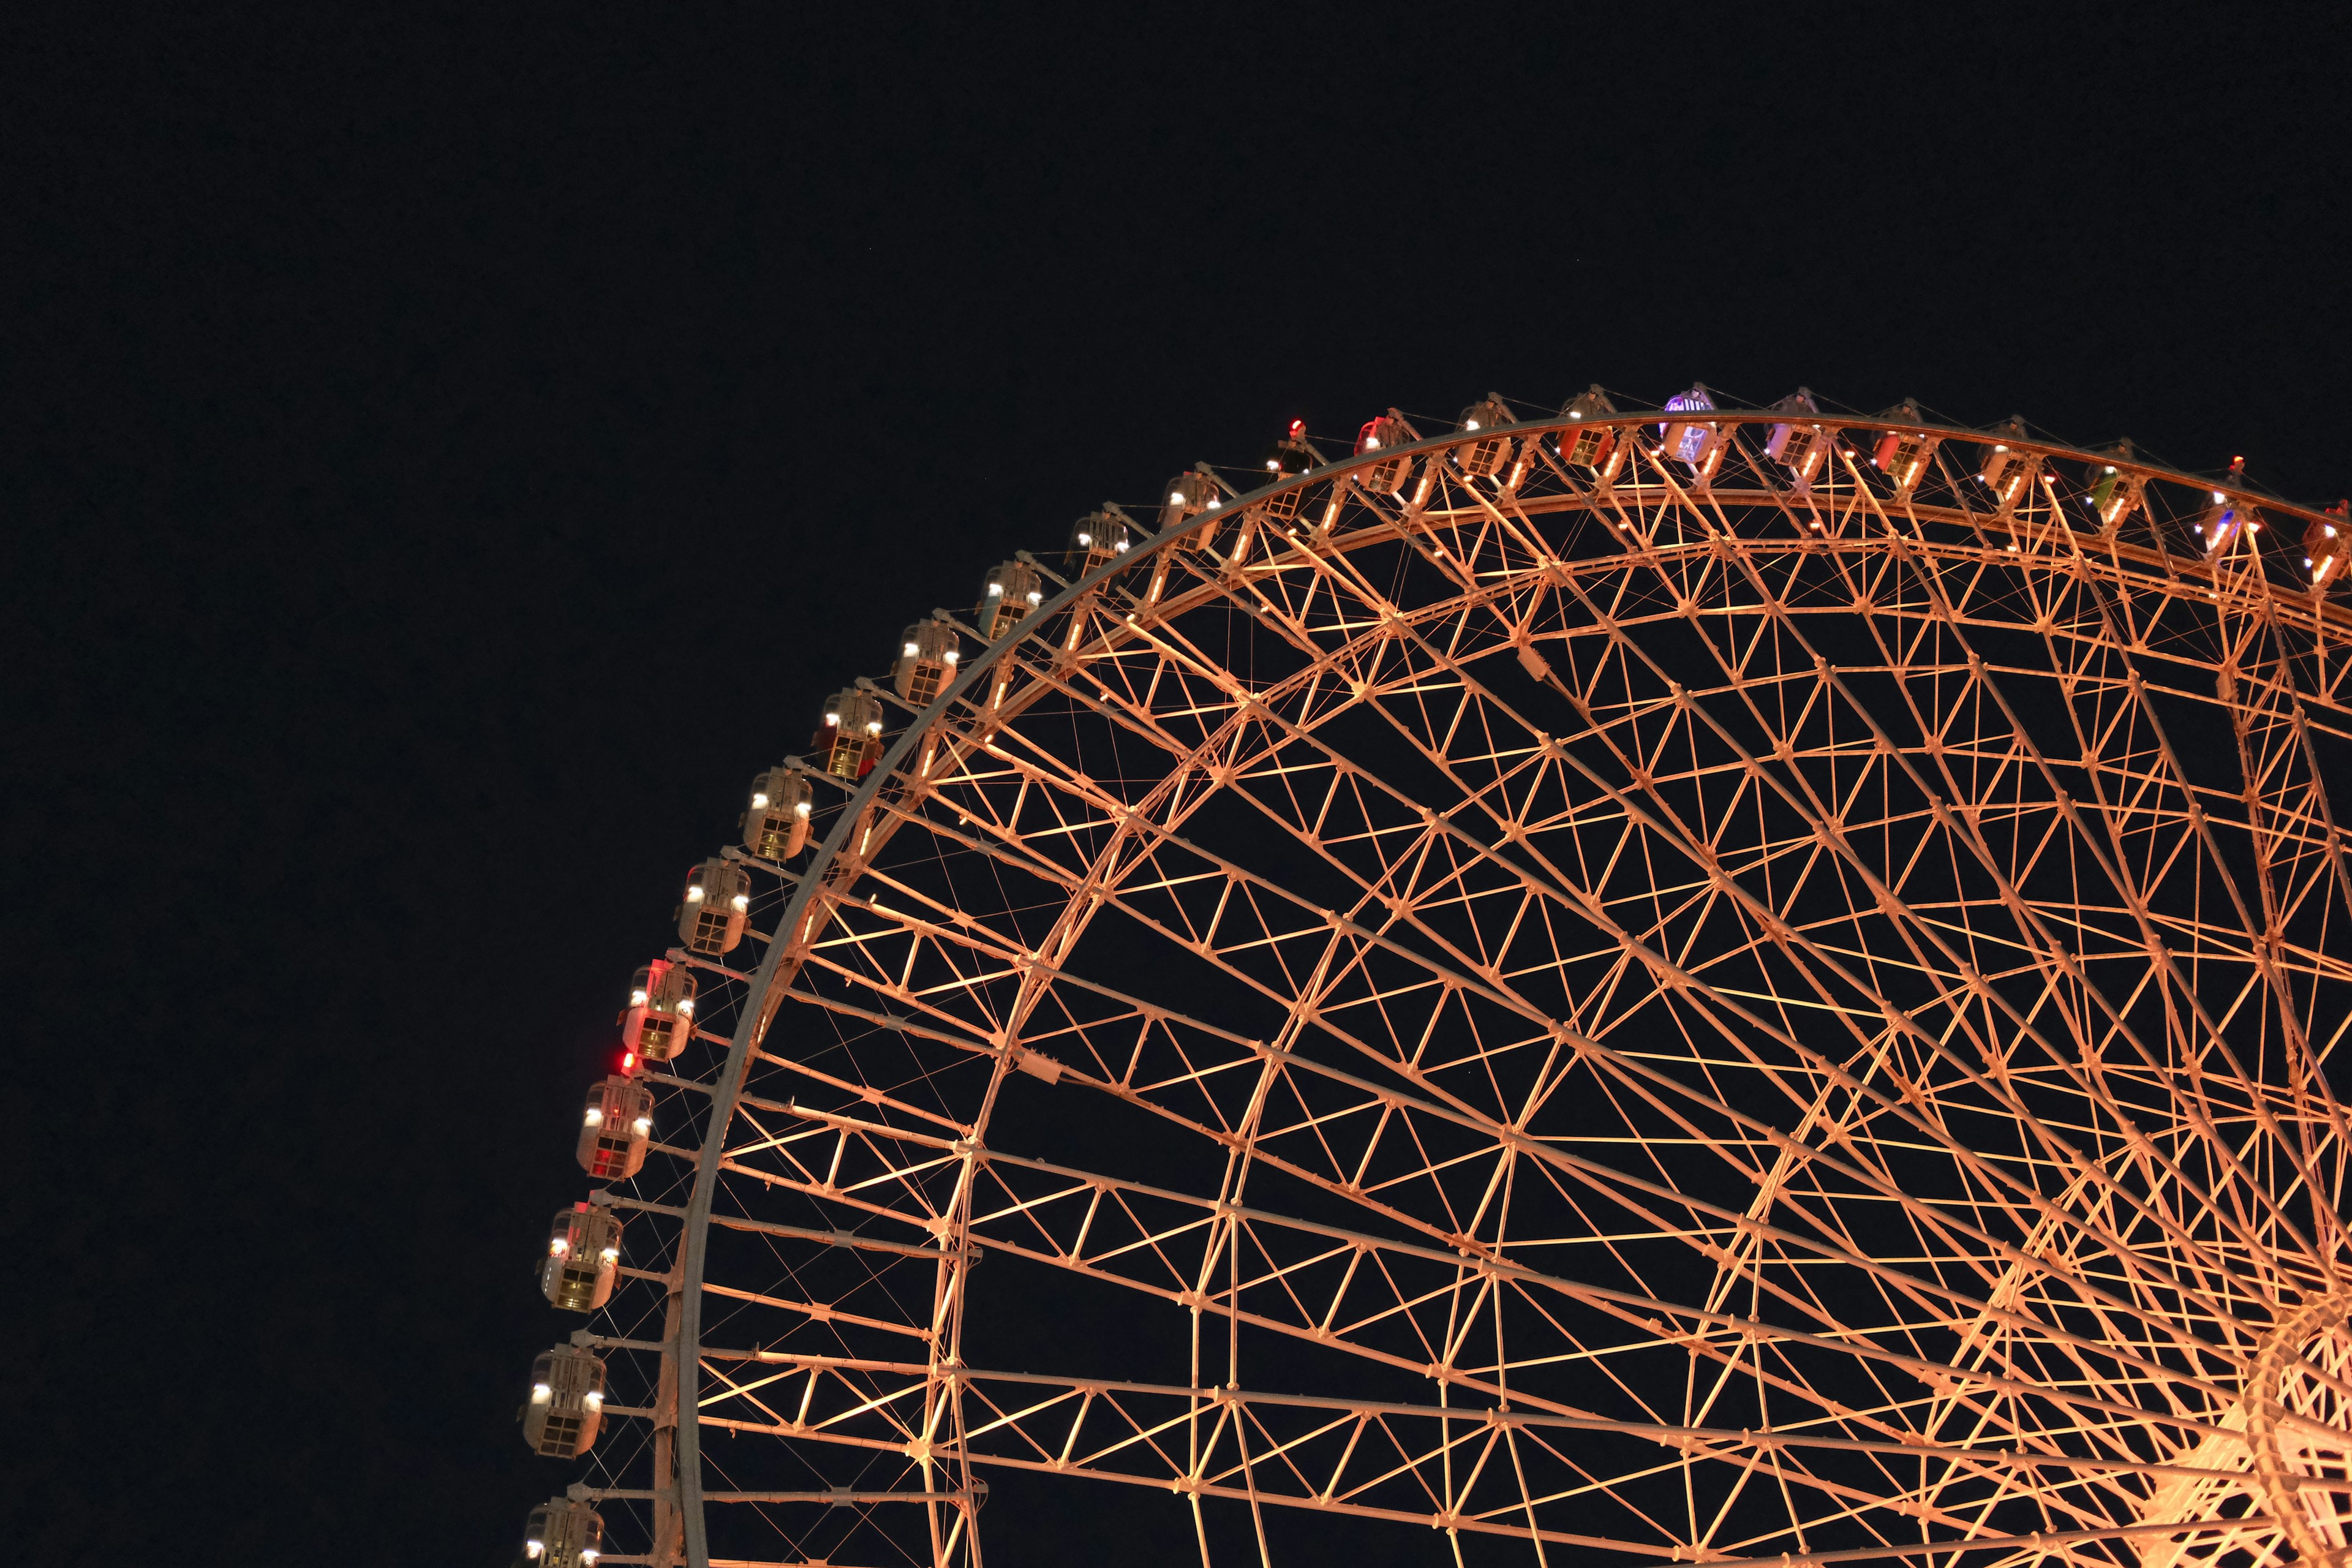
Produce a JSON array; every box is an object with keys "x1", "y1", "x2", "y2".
[
  {"x1": 1979, "y1": 443, "x2": 2041, "y2": 513},
  {"x1": 2199, "y1": 491, "x2": 2258, "y2": 557},
  {"x1": 576, "y1": 1074, "x2": 654, "y2": 1180},
  {"x1": 1658, "y1": 386, "x2": 1732, "y2": 484},
  {"x1": 520, "y1": 1496, "x2": 603, "y2": 1566},
  {"x1": 741, "y1": 764, "x2": 813, "y2": 860},
  {"x1": 1559, "y1": 386, "x2": 1618, "y2": 469},
  {"x1": 676, "y1": 857, "x2": 751, "y2": 954},
  {"x1": 2309, "y1": 505, "x2": 2348, "y2": 589},
  {"x1": 1453, "y1": 395, "x2": 1515, "y2": 478},
  {"x1": 815, "y1": 688, "x2": 885, "y2": 778},
  {"x1": 617, "y1": 958, "x2": 695, "y2": 1063},
  {"x1": 1066, "y1": 508, "x2": 1133, "y2": 571},
  {"x1": 1352, "y1": 412, "x2": 1417, "y2": 495},
  {"x1": 1254, "y1": 421, "x2": 1319, "y2": 522},
  {"x1": 519, "y1": 1344, "x2": 607, "y2": 1458},
  {"x1": 976, "y1": 561, "x2": 1043, "y2": 640},
  {"x1": 540, "y1": 1203, "x2": 622, "y2": 1313},
  {"x1": 1873, "y1": 433, "x2": 1935, "y2": 495}
]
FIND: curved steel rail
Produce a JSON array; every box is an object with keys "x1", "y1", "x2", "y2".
[{"x1": 606, "y1": 402, "x2": 2352, "y2": 1567}]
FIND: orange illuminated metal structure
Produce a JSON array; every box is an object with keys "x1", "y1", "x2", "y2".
[{"x1": 517, "y1": 390, "x2": 2352, "y2": 1568}]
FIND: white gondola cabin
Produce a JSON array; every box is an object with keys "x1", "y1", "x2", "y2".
[
  {"x1": 976, "y1": 560, "x2": 1043, "y2": 640},
  {"x1": 677, "y1": 856, "x2": 751, "y2": 954},
  {"x1": 540, "y1": 1202, "x2": 622, "y2": 1313},
  {"x1": 1453, "y1": 395, "x2": 1515, "y2": 478},
  {"x1": 519, "y1": 1343, "x2": 608, "y2": 1458},
  {"x1": 1254, "y1": 421, "x2": 1319, "y2": 522},
  {"x1": 741, "y1": 764, "x2": 814, "y2": 861},
  {"x1": 892, "y1": 617, "x2": 960, "y2": 704},
  {"x1": 1352, "y1": 411, "x2": 1417, "y2": 495},
  {"x1": 1156, "y1": 465, "x2": 1225, "y2": 537},
  {"x1": 1066, "y1": 507, "x2": 1134, "y2": 571},
  {"x1": 521, "y1": 1496, "x2": 603, "y2": 1566},
  {"x1": 617, "y1": 958, "x2": 695, "y2": 1064},
  {"x1": 815, "y1": 687, "x2": 884, "y2": 779},
  {"x1": 1762, "y1": 388, "x2": 1828, "y2": 484},
  {"x1": 576, "y1": 1074, "x2": 654, "y2": 1180},
  {"x1": 1559, "y1": 386, "x2": 1619, "y2": 470}
]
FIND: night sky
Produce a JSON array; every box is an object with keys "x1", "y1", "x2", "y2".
[{"x1": 15, "y1": 8, "x2": 2352, "y2": 1564}]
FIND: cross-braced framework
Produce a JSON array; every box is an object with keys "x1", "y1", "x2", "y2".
[{"x1": 535, "y1": 393, "x2": 2352, "y2": 1568}]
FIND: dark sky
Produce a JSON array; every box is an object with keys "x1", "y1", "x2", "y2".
[{"x1": 13, "y1": 7, "x2": 2352, "y2": 1564}]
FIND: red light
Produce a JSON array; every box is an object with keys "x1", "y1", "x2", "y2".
[
  {"x1": 620, "y1": 1050, "x2": 636, "y2": 1074},
  {"x1": 1288, "y1": 419, "x2": 1305, "y2": 439}
]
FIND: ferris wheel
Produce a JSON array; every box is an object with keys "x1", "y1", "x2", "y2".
[{"x1": 507, "y1": 385, "x2": 2352, "y2": 1568}]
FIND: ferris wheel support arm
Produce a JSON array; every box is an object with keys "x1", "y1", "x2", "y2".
[
  {"x1": 672, "y1": 489, "x2": 1257, "y2": 1566},
  {"x1": 642, "y1": 399, "x2": 2352, "y2": 1567},
  {"x1": 953, "y1": 612, "x2": 2271, "y2": 1362},
  {"x1": 766, "y1": 761, "x2": 2271, "y2": 1427},
  {"x1": 1520, "y1": 489, "x2": 2334, "y2": 1275}
]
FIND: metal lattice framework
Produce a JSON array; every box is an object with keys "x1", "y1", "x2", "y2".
[{"x1": 532, "y1": 390, "x2": 2352, "y2": 1568}]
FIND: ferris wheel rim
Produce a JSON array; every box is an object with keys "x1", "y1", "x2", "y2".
[{"x1": 634, "y1": 396, "x2": 2352, "y2": 1567}]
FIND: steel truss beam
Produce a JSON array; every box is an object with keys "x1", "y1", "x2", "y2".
[{"x1": 559, "y1": 407, "x2": 2352, "y2": 1568}]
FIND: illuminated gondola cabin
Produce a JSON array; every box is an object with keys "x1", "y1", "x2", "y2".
[
  {"x1": 540, "y1": 1202, "x2": 622, "y2": 1313},
  {"x1": 576, "y1": 1074, "x2": 654, "y2": 1180},
  {"x1": 1977, "y1": 418, "x2": 2040, "y2": 514},
  {"x1": 1762, "y1": 388, "x2": 1828, "y2": 484},
  {"x1": 976, "y1": 560, "x2": 1042, "y2": 640},
  {"x1": 1453, "y1": 395, "x2": 1515, "y2": 478},
  {"x1": 1352, "y1": 410, "x2": 1417, "y2": 495},
  {"x1": 815, "y1": 687, "x2": 884, "y2": 779},
  {"x1": 2309, "y1": 504, "x2": 2348, "y2": 589},
  {"x1": 892, "y1": 617, "x2": 960, "y2": 703},
  {"x1": 2199, "y1": 490, "x2": 2260, "y2": 557},
  {"x1": 519, "y1": 1344, "x2": 607, "y2": 1458},
  {"x1": 1147, "y1": 465, "x2": 1223, "y2": 552},
  {"x1": 1659, "y1": 385, "x2": 1731, "y2": 483},
  {"x1": 741, "y1": 764, "x2": 814, "y2": 861},
  {"x1": 2085, "y1": 440, "x2": 2146, "y2": 530},
  {"x1": 676, "y1": 856, "x2": 751, "y2": 954},
  {"x1": 617, "y1": 958, "x2": 695, "y2": 1064},
  {"x1": 519, "y1": 1496, "x2": 603, "y2": 1566},
  {"x1": 1066, "y1": 507, "x2": 1134, "y2": 571},
  {"x1": 1558, "y1": 386, "x2": 1619, "y2": 470},
  {"x1": 1870, "y1": 400, "x2": 1938, "y2": 496},
  {"x1": 1254, "y1": 421, "x2": 1319, "y2": 522}
]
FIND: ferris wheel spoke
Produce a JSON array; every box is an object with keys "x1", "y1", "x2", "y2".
[
  {"x1": 748, "y1": 846, "x2": 2258, "y2": 1457},
  {"x1": 1298, "y1": 611, "x2": 2267, "y2": 1363},
  {"x1": 1915, "y1": 525, "x2": 2352, "y2": 1269},
  {"x1": 1232, "y1": 554, "x2": 2333, "y2": 1485},
  {"x1": 1001, "y1": 531, "x2": 2323, "y2": 1363},
  {"x1": 1598, "y1": 533, "x2": 2328, "y2": 1295},
  {"x1": 531, "y1": 406, "x2": 2352, "y2": 1568},
  {"x1": 2203, "y1": 594, "x2": 2352, "y2": 1118},
  {"x1": 685, "y1": 1357, "x2": 2285, "y2": 1562},
  {"x1": 1449, "y1": 526, "x2": 2333, "y2": 1325},
  {"x1": 773, "y1": 894, "x2": 2261, "y2": 1452}
]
